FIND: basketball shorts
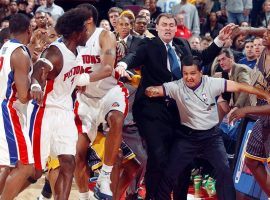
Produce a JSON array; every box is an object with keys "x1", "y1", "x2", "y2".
[
  {"x1": 74, "y1": 84, "x2": 128, "y2": 142},
  {"x1": 88, "y1": 132, "x2": 135, "y2": 171},
  {"x1": 28, "y1": 102, "x2": 78, "y2": 170},
  {"x1": 245, "y1": 119, "x2": 270, "y2": 163},
  {"x1": 0, "y1": 99, "x2": 34, "y2": 166},
  {"x1": 45, "y1": 131, "x2": 136, "y2": 171}
]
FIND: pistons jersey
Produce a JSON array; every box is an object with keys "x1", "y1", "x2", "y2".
[
  {"x1": 0, "y1": 39, "x2": 33, "y2": 166},
  {"x1": 77, "y1": 28, "x2": 118, "y2": 98},
  {"x1": 39, "y1": 38, "x2": 81, "y2": 110}
]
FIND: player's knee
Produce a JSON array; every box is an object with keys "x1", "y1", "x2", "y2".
[
  {"x1": 108, "y1": 111, "x2": 124, "y2": 128},
  {"x1": 245, "y1": 157, "x2": 260, "y2": 170},
  {"x1": 75, "y1": 150, "x2": 87, "y2": 165},
  {"x1": 59, "y1": 155, "x2": 76, "y2": 174},
  {"x1": 27, "y1": 169, "x2": 42, "y2": 184}
]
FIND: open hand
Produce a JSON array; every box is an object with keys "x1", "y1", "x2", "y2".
[
  {"x1": 115, "y1": 64, "x2": 131, "y2": 80},
  {"x1": 218, "y1": 23, "x2": 238, "y2": 42}
]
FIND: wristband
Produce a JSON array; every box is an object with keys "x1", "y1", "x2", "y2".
[
  {"x1": 31, "y1": 83, "x2": 42, "y2": 91},
  {"x1": 75, "y1": 73, "x2": 90, "y2": 86},
  {"x1": 37, "y1": 58, "x2": 53, "y2": 71}
]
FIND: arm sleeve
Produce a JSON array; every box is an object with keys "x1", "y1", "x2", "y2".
[
  {"x1": 209, "y1": 77, "x2": 226, "y2": 97},
  {"x1": 121, "y1": 38, "x2": 148, "y2": 70},
  {"x1": 163, "y1": 81, "x2": 180, "y2": 99}
]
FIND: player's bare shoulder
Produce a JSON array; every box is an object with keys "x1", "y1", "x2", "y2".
[
  {"x1": 99, "y1": 29, "x2": 116, "y2": 47},
  {"x1": 11, "y1": 46, "x2": 31, "y2": 71}
]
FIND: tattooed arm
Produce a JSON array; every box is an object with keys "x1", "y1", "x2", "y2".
[{"x1": 75, "y1": 30, "x2": 117, "y2": 86}]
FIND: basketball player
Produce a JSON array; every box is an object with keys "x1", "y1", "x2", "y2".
[
  {"x1": 0, "y1": 13, "x2": 34, "y2": 200},
  {"x1": 28, "y1": 8, "x2": 90, "y2": 200},
  {"x1": 73, "y1": 4, "x2": 128, "y2": 200}
]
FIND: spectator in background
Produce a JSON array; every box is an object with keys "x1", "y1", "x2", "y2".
[
  {"x1": 30, "y1": 17, "x2": 37, "y2": 31},
  {"x1": 257, "y1": 0, "x2": 270, "y2": 27},
  {"x1": 3, "y1": 0, "x2": 19, "y2": 21},
  {"x1": 0, "y1": 20, "x2": 9, "y2": 30},
  {"x1": 99, "y1": 19, "x2": 111, "y2": 31},
  {"x1": 240, "y1": 21, "x2": 249, "y2": 27},
  {"x1": 36, "y1": 0, "x2": 64, "y2": 22},
  {"x1": 39, "y1": 0, "x2": 46, "y2": 6},
  {"x1": 28, "y1": 11, "x2": 51, "y2": 62},
  {"x1": 189, "y1": 35, "x2": 201, "y2": 50},
  {"x1": 145, "y1": 0, "x2": 162, "y2": 25},
  {"x1": 138, "y1": 7, "x2": 151, "y2": 24},
  {"x1": 108, "y1": 7, "x2": 123, "y2": 32},
  {"x1": 26, "y1": 1, "x2": 35, "y2": 16},
  {"x1": 254, "y1": 37, "x2": 264, "y2": 58},
  {"x1": 175, "y1": 12, "x2": 192, "y2": 39},
  {"x1": 200, "y1": 35, "x2": 213, "y2": 50},
  {"x1": 134, "y1": 15, "x2": 154, "y2": 38},
  {"x1": 157, "y1": 0, "x2": 181, "y2": 13},
  {"x1": 201, "y1": 11, "x2": 223, "y2": 39},
  {"x1": 172, "y1": 0, "x2": 200, "y2": 36},
  {"x1": 217, "y1": 48, "x2": 252, "y2": 108},
  {"x1": 239, "y1": 39, "x2": 257, "y2": 69},
  {"x1": 220, "y1": 0, "x2": 252, "y2": 25},
  {"x1": 34, "y1": 11, "x2": 48, "y2": 29},
  {"x1": 0, "y1": 27, "x2": 10, "y2": 48},
  {"x1": 0, "y1": 0, "x2": 11, "y2": 22},
  {"x1": 45, "y1": 12, "x2": 55, "y2": 27}
]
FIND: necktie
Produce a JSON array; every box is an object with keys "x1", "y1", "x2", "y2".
[{"x1": 166, "y1": 44, "x2": 182, "y2": 79}]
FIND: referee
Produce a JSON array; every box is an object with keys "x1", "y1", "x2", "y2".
[{"x1": 145, "y1": 56, "x2": 270, "y2": 200}]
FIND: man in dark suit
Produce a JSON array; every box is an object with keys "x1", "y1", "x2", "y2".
[{"x1": 116, "y1": 13, "x2": 235, "y2": 199}]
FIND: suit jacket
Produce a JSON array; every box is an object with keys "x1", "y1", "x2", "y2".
[
  {"x1": 126, "y1": 35, "x2": 143, "y2": 54},
  {"x1": 229, "y1": 63, "x2": 253, "y2": 107},
  {"x1": 121, "y1": 36, "x2": 221, "y2": 121}
]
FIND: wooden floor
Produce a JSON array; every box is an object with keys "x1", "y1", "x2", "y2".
[{"x1": 15, "y1": 176, "x2": 79, "y2": 200}]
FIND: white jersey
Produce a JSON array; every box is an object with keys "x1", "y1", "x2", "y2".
[
  {"x1": 43, "y1": 38, "x2": 80, "y2": 110},
  {"x1": 0, "y1": 39, "x2": 34, "y2": 166},
  {"x1": 77, "y1": 28, "x2": 118, "y2": 98}
]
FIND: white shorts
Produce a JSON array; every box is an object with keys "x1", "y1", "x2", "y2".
[
  {"x1": 28, "y1": 103, "x2": 78, "y2": 170},
  {"x1": 0, "y1": 99, "x2": 33, "y2": 166},
  {"x1": 74, "y1": 84, "x2": 128, "y2": 142}
]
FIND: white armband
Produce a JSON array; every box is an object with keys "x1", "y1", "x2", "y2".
[
  {"x1": 30, "y1": 83, "x2": 42, "y2": 91},
  {"x1": 37, "y1": 58, "x2": 54, "y2": 71},
  {"x1": 75, "y1": 73, "x2": 91, "y2": 86},
  {"x1": 117, "y1": 61, "x2": 128, "y2": 70}
]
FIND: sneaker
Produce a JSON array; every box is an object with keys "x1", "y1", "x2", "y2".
[{"x1": 94, "y1": 170, "x2": 113, "y2": 200}]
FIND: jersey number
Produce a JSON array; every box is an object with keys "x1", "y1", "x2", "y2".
[{"x1": 0, "y1": 57, "x2": 3, "y2": 71}]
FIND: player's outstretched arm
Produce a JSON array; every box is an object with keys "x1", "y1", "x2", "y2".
[{"x1": 226, "y1": 80, "x2": 270, "y2": 103}]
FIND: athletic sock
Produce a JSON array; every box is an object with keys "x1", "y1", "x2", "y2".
[
  {"x1": 37, "y1": 194, "x2": 50, "y2": 200},
  {"x1": 79, "y1": 191, "x2": 90, "y2": 200},
  {"x1": 101, "y1": 164, "x2": 113, "y2": 173}
]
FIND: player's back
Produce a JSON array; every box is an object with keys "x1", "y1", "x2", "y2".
[{"x1": 77, "y1": 28, "x2": 118, "y2": 98}]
